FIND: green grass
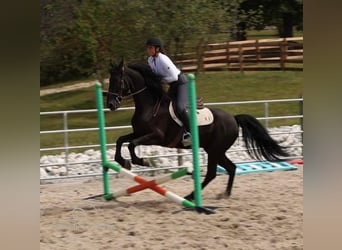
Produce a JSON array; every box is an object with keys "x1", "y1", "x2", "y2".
[
  {"x1": 40, "y1": 70, "x2": 303, "y2": 156},
  {"x1": 247, "y1": 29, "x2": 303, "y2": 39},
  {"x1": 195, "y1": 71, "x2": 303, "y2": 125}
]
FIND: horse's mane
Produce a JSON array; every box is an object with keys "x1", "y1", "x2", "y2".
[{"x1": 128, "y1": 63, "x2": 166, "y2": 100}]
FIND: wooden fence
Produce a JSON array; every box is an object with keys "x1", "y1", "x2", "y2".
[{"x1": 175, "y1": 37, "x2": 303, "y2": 73}]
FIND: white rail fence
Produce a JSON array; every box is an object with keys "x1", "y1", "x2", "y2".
[{"x1": 40, "y1": 98, "x2": 303, "y2": 180}]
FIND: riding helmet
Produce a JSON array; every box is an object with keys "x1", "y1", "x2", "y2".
[{"x1": 146, "y1": 37, "x2": 163, "y2": 48}]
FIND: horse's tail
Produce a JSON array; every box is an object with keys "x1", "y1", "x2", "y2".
[{"x1": 234, "y1": 114, "x2": 289, "y2": 161}]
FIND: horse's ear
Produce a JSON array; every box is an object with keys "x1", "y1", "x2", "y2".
[
  {"x1": 118, "y1": 57, "x2": 125, "y2": 73},
  {"x1": 109, "y1": 59, "x2": 116, "y2": 73}
]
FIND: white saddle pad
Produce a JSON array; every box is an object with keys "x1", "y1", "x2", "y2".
[{"x1": 169, "y1": 102, "x2": 214, "y2": 126}]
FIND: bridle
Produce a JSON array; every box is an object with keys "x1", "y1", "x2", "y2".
[
  {"x1": 107, "y1": 64, "x2": 162, "y2": 116},
  {"x1": 107, "y1": 76, "x2": 147, "y2": 101}
]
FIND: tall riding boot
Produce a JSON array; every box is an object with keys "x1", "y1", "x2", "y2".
[{"x1": 179, "y1": 110, "x2": 192, "y2": 147}]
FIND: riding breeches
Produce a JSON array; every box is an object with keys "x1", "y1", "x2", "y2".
[
  {"x1": 167, "y1": 74, "x2": 190, "y2": 131},
  {"x1": 168, "y1": 73, "x2": 189, "y2": 115}
]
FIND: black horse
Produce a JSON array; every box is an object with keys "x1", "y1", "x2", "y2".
[{"x1": 105, "y1": 60, "x2": 289, "y2": 201}]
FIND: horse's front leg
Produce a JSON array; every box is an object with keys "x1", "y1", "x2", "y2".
[
  {"x1": 127, "y1": 131, "x2": 164, "y2": 167},
  {"x1": 115, "y1": 133, "x2": 136, "y2": 170}
]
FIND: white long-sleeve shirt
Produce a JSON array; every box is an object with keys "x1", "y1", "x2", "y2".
[{"x1": 147, "y1": 53, "x2": 180, "y2": 83}]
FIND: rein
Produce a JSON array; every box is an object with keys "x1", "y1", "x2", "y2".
[
  {"x1": 152, "y1": 98, "x2": 162, "y2": 117},
  {"x1": 106, "y1": 86, "x2": 147, "y2": 100}
]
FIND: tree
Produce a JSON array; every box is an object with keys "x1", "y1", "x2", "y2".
[
  {"x1": 40, "y1": 0, "x2": 88, "y2": 85},
  {"x1": 239, "y1": 0, "x2": 303, "y2": 38},
  {"x1": 40, "y1": 0, "x2": 236, "y2": 85}
]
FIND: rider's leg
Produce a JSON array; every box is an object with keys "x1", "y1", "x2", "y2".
[
  {"x1": 178, "y1": 109, "x2": 191, "y2": 132},
  {"x1": 178, "y1": 110, "x2": 192, "y2": 146},
  {"x1": 175, "y1": 79, "x2": 192, "y2": 146}
]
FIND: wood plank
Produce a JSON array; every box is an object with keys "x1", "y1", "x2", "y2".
[{"x1": 176, "y1": 37, "x2": 303, "y2": 73}]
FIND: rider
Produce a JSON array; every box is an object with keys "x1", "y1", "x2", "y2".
[{"x1": 146, "y1": 37, "x2": 191, "y2": 147}]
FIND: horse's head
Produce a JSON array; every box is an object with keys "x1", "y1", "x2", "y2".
[
  {"x1": 106, "y1": 59, "x2": 133, "y2": 111},
  {"x1": 106, "y1": 59, "x2": 163, "y2": 111}
]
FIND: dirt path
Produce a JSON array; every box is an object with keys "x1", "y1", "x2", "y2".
[{"x1": 40, "y1": 79, "x2": 108, "y2": 96}]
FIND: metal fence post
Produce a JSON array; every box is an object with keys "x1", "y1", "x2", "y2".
[
  {"x1": 63, "y1": 112, "x2": 69, "y2": 175},
  {"x1": 264, "y1": 102, "x2": 269, "y2": 128}
]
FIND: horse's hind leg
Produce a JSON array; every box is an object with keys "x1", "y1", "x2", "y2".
[
  {"x1": 184, "y1": 153, "x2": 219, "y2": 201},
  {"x1": 218, "y1": 155, "x2": 236, "y2": 198}
]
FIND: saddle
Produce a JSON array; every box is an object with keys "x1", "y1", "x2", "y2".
[{"x1": 169, "y1": 98, "x2": 214, "y2": 127}]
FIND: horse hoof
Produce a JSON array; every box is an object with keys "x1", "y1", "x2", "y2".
[
  {"x1": 184, "y1": 194, "x2": 194, "y2": 201},
  {"x1": 216, "y1": 192, "x2": 230, "y2": 199},
  {"x1": 123, "y1": 160, "x2": 132, "y2": 170},
  {"x1": 142, "y1": 158, "x2": 151, "y2": 167}
]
